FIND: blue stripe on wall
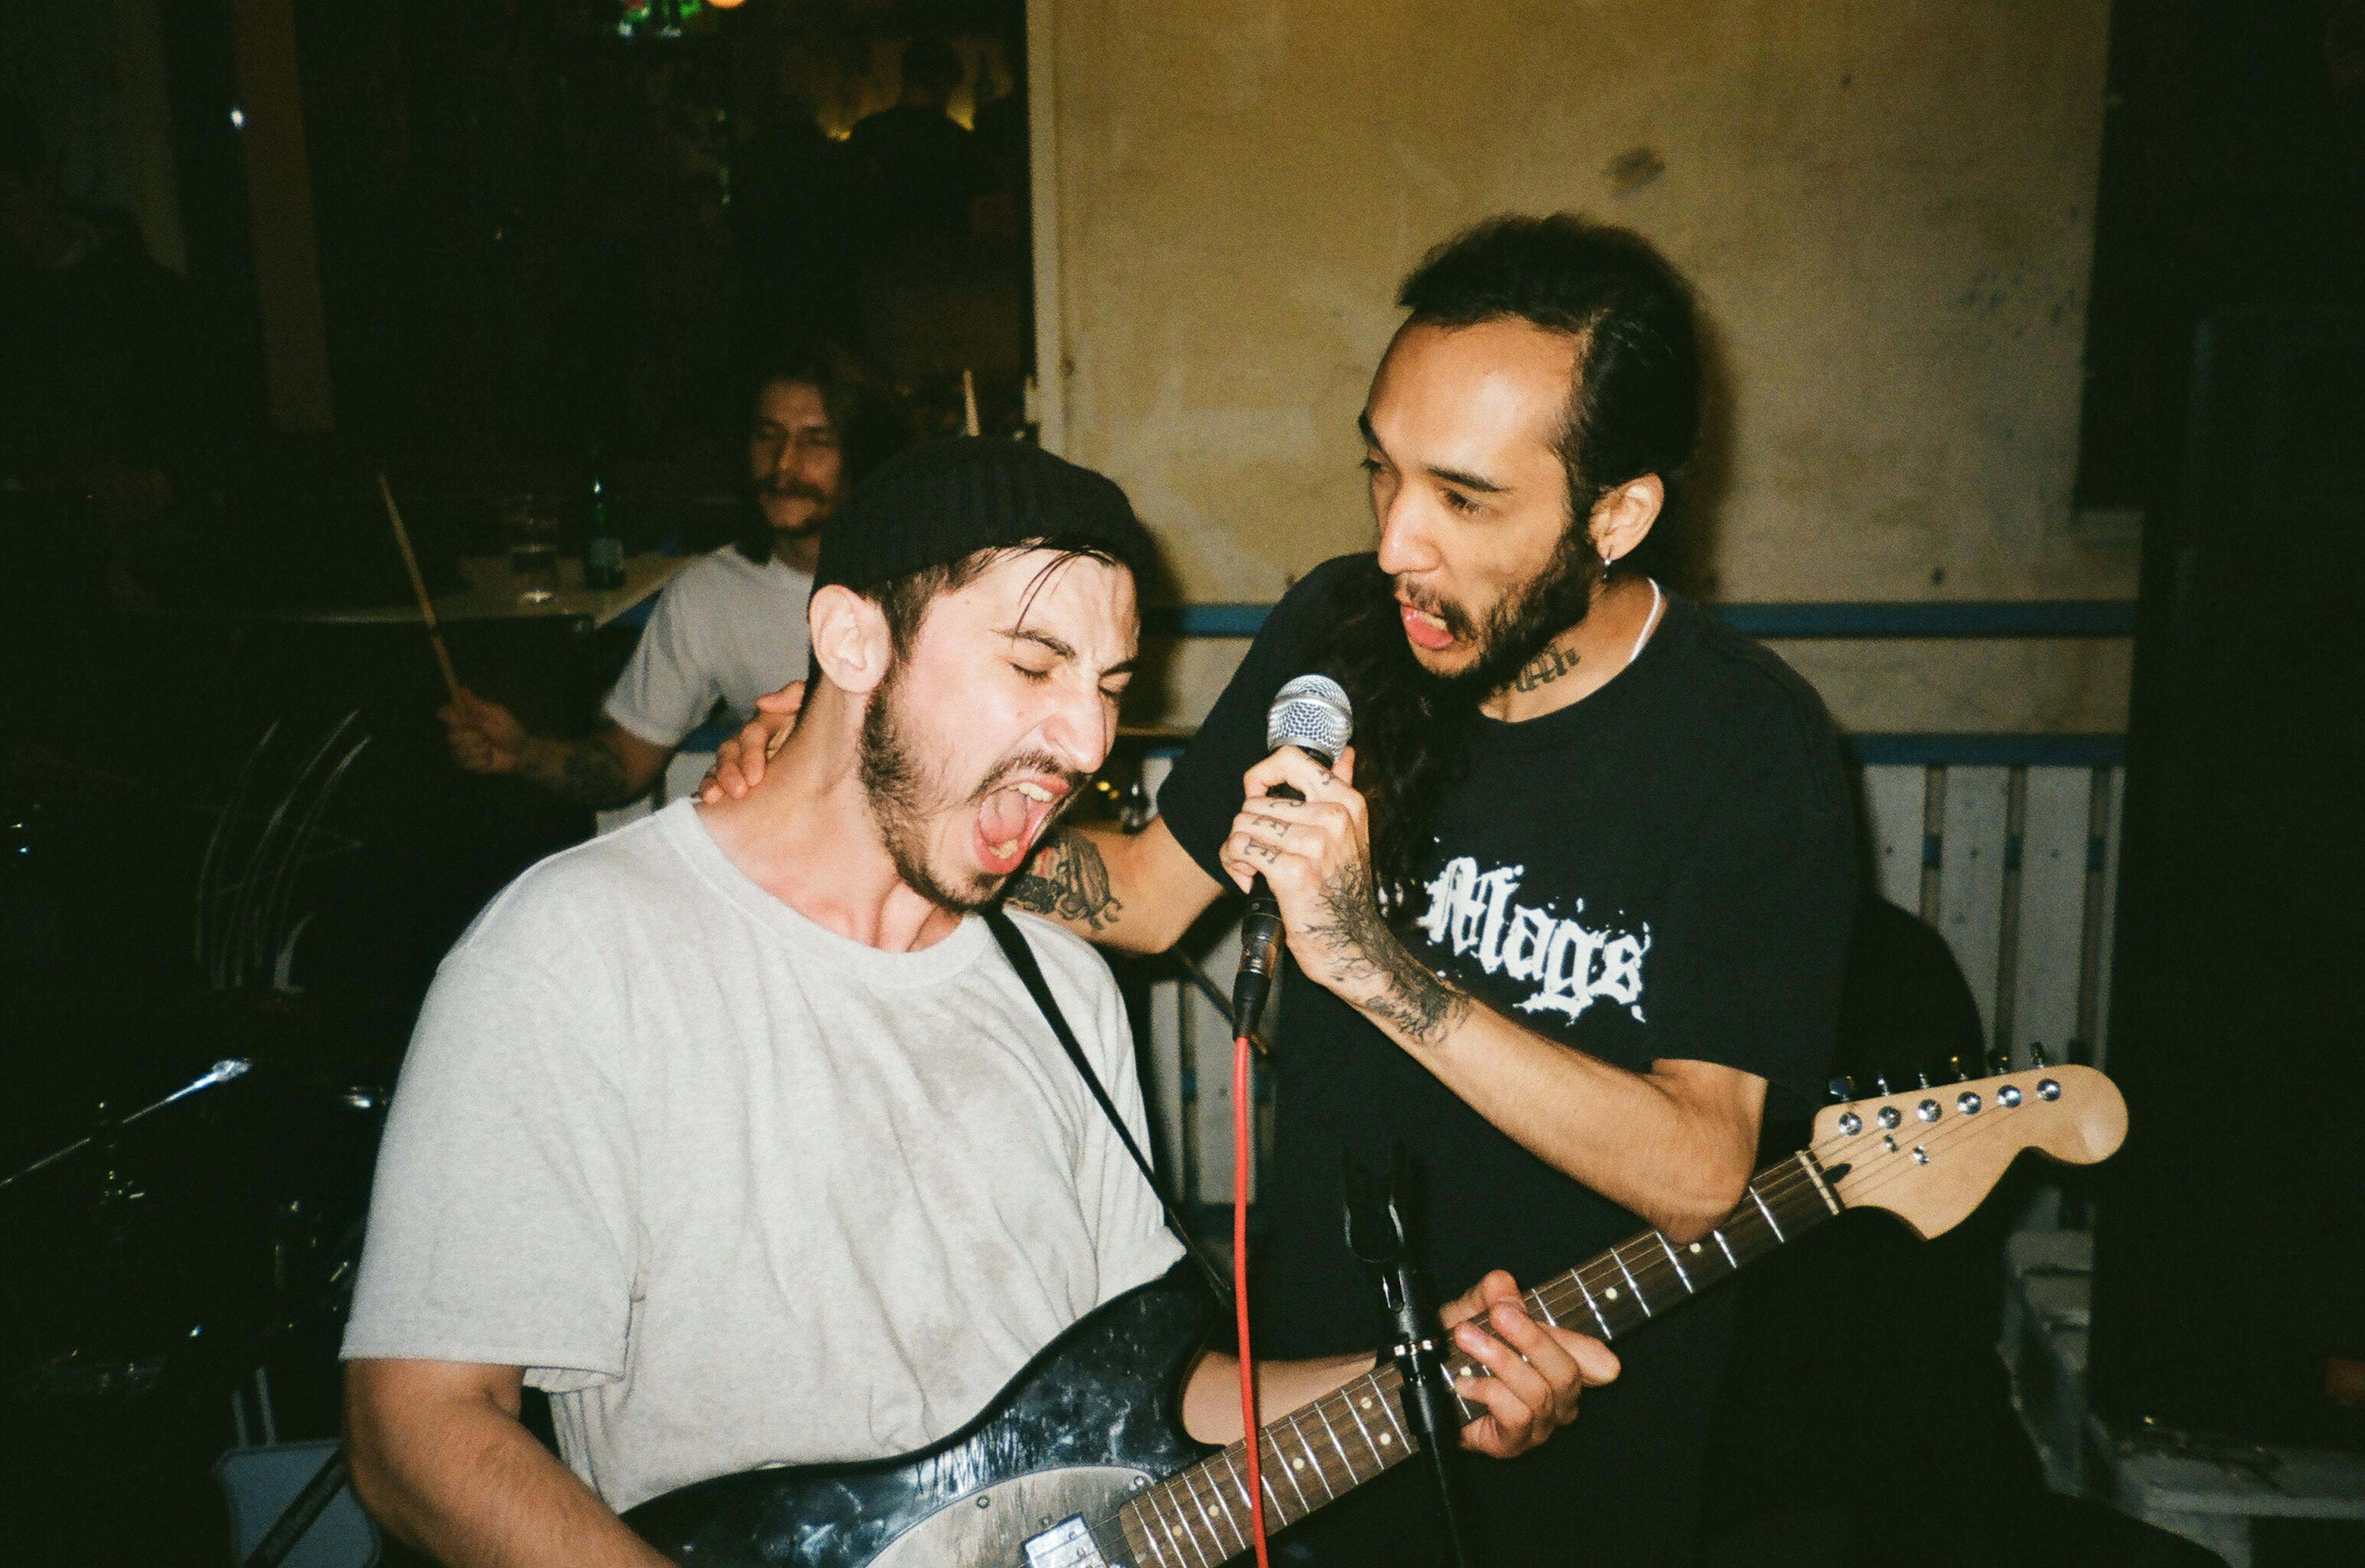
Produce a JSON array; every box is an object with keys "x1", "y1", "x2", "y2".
[
  {"x1": 1113, "y1": 731, "x2": 2127, "y2": 768},
  {"x1": 1142, "y1": 599, "x2": 2139, "y2": 639}
]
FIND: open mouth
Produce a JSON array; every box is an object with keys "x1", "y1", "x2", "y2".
[
  {"x1": 972, "y1": 778, "x2": 1068, "y2": 876},
  {"x1": 1396, "y1": 596, "x2": 1459, "y2": 652}
]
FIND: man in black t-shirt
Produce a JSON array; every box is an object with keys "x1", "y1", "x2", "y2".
[
  {"x1": 1128, "y1": 216, "x2": 1853, "y2": 1564},
  {"x1": 706, "y1": 216, "x2": 1856, "y2": 1563}
]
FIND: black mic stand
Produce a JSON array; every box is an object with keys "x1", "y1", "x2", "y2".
[{"x1": 1343, "y1": 1144, "x2": 1478, "y2": 1568}]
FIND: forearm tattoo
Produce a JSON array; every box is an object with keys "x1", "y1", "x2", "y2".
[
  {"x1": 1007, "y1": 828, "x2": 1126, "y2": 934},
  {"x1": 552, "y1": 735, "x2": 634, "y2": 809},
  {"x1": 1306, "y1": 854, "x2": 1470, "y2": 1047}
]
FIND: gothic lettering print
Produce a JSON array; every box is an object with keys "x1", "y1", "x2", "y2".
[{"x1": 1415, "y1": 856, "x2": 1651, "y2": 1024}]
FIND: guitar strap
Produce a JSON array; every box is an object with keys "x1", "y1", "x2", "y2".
[{"x1": 981, "y1": 905, "x2": 1234, "y2": 1308}]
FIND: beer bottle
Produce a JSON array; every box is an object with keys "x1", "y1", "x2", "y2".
[{"x1": 584, "y1": 445, "x2": 626, "y2": 590}]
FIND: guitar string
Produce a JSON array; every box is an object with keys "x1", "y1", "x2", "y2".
[
  {"x1": 1428, "y1": 1074, "x2": 2075, "y2": 1356},
  {"x1": 1517, "y1": 1161, "x2": 1826, "y2": 1337},
  {"x1": 1524, "y1": 1100, "x2": 2063, "y2": 1341},
  {"x1": 1803, "y1": 1071, "x2": 2075, "y2": 1166},
  {"x1": 1100, "y1": 1085, "x2": 2077, "y2": 1564},
  {"x1": 1425, "y1": 1098, "x2": 2054, "y2": 1401},
  {"x1": 1114, "y1": 1166, "x2": 1837, "y2": 1568},
  {"x1": 1535, "y1": 1102, "x2": 2050, "y2": 1324},
  {"x1": 1102, "y1": 1158, "x2": 1824, "y2": 1567}
]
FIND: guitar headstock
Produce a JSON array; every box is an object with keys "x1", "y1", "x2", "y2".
[{"x1": 1813, "y1": 1062, "x2": 2127, "y2": 1239}]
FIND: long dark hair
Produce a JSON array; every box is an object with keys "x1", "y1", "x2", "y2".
[
  {"x1": 1322, "y1": 214, "x2": 1703, "y2": 900},
  {"x1": 735, "y1": 345, "x2": 913, "y2": 563}
]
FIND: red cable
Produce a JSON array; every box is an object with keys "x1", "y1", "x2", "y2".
[{"x1": 1233, "y1": 1033, "x2": 1272, "y2": 1566}]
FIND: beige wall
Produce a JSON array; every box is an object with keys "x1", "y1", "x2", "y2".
[{"x1": 1033, "y1": 0, "x2": 2135, "y2": 732}]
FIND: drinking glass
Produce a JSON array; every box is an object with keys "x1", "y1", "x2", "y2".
[{"x1": 499, "y1": 493, "x2": 562, "y2": 604}]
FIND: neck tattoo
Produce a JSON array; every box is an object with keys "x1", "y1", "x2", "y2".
[
  {"x1": 1505, "y1": 578, "x2": 1664, "y2": 697},
  {"x1": 1510, "y1": 645, "x2": 1580, "y2": 692}
]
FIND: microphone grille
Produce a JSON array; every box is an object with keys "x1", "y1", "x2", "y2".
[{"x1": 1266, "y1": 674, "x2": 1354, "y2": 761}]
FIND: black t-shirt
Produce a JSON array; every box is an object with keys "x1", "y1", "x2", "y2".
[{"x1": 1158, "y1": 555, "x2": 1857, "y2": 1564}]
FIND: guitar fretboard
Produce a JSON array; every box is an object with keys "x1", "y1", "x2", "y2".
[{"x1": 1107, "y1": 1150, "x2": 1843, "y2": 1568}]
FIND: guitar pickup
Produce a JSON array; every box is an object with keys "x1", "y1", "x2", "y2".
[{"x1": 1024, "y1": 1515, "x2": 1107, "y2": 1568}]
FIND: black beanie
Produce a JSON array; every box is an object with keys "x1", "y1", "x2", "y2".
[{"x1": 812, "y1": 437, "x2": 1156, "y2": 597}]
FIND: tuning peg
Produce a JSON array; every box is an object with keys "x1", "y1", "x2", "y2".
[
  {"x1": 1915, "y1": 1067, "x2": 1933, "y2": 1090},
  {"x1": 2030, "y1": 1041, "x2": 2050, "y2": 1068},
  {"x1": 1986, "y1": 1044, "x2": 2010, "y2": 1075},
  {"x1": 1826, "y1": 1075, "x2": 1855, "y2": 1104},
  {"x1": 1950, "y1": 1055, "x2": 1970, "y2": 1081},
  {"x1": 1874, "y1": 1074, "x2": 1893, "y2": 1097}
]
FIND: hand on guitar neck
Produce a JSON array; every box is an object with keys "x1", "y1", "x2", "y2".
[
  {"x1": 617, "y1": 1063, "x2": 2126, "y2": 1567},
  {"x1": 1176, "y1": 1267, "x2": 1621, "y2": 1460}
]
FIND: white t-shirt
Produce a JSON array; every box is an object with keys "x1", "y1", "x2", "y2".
[
  {"x1": 603, "y1": 546, "x2": 813, "y2": 750},
  {"x1": 341, "y1": 801, "x2": 1182, "y2": 1513}
]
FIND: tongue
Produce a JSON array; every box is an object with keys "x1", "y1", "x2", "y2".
[
  {"x1": 976, "y1": 788, "x2": 1046, "y2": 874},
  {"x1": 979, "y1": 786, "x2": 1032, "y2": 848}
]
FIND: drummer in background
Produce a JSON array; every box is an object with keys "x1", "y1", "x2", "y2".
[{"x1": 440, "y1": 349, "x2": 910, "y2": 809}]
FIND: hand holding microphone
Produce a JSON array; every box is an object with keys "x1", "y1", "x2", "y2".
[
  {"x1": 1228, "y1": 674, "x2": 1356, "y2": 1036},
  {"x1": 1221, "y1": 684, "x2": 1355, "y2": 1568}
]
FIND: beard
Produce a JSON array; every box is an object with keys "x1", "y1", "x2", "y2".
[
  {"x1": 857, "y1": 661, "x2": 1082, "y2": 914},
  {"x1": 1407, "y1": 522, "x2": 1604, "y2": 706},
  {"x1": 1302, "y1": 524, "x2": 1604, "y2": 906},
  {"x1": 759, "y1": 479, "x2": 833, "y2": 537}
]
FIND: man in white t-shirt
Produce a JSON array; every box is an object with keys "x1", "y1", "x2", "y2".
[
  {"x1": 342, "y1": 439, "x2": 1613, "y2": 1565},
  {"x1": 439, "y1": 351, "x2": 904, "y2": 808}
]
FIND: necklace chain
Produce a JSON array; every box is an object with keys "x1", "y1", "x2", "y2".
[{"x1": 1627, "y1": 578, "x2": 1665, "y2": 668}]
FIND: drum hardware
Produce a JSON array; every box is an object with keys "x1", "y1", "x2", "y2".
[
  {"x1": 196, "y1": 713, "x2": 371, "y2": 994},
  {"x1": 14, "y1": 1351, "x2": 170, "y2": 1402},
  {"x1": 0, "y1": 1057, "x2": 252, "y2": 1194}
]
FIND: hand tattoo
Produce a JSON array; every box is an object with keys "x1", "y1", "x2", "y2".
[
  {"x1": 1006, "y1": 829, "x2": 1126, "y2": 934},
  {"x1": 1510, "y1": 645, "x2": 1580, "y2": 693},
  {"x1": 1303, "y1": 846, "x2": 1469, "y2": 1047}
]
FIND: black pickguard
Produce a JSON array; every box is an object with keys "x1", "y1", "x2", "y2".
[{"x1": 622, "y1": 1265, "x2": 1215, "y2": 1567}]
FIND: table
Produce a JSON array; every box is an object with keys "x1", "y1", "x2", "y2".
[{"x1": 288, "y1": 552, "x2": 688, "y2": 630}]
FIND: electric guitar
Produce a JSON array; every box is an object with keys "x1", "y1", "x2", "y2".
[{"x1": 624, "y1": 1062, "x2": 2127, "y2": 1567}]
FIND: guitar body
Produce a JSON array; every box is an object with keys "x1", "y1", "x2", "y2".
[
  {"x1": 621, "y1": 1064, "x2": 2128, "y2": 1568},
  {"x1": 622, "y1": 1267, "x2": 1214, "y2": 1567}
]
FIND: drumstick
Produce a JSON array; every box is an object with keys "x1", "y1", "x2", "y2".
[
  {"x1": 962, "y1": 369, "x2": 980, "y2": 437},
  {"x1": 376, "y1": 472, "x2": 463, "y2": 705}
]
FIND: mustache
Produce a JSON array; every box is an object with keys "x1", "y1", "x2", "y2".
[
  {"x1": 1395, "y1": 578, "x2": 1478, "y2": 639},
  {"x1": 759, "y1": 479, "x2": 832, "y2": 505},
  {"x1": 970, "y1": 751, "x2": 1087, "y2": 805}
]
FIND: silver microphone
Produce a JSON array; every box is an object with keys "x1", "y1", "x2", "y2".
[{"x1": 1232, "y1": 675, "x2": 1355, "y2": 1036}]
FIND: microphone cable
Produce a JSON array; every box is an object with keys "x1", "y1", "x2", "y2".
[{"x1": 1233, "y1": 1030, "x2": 1272, "y2": 1567}]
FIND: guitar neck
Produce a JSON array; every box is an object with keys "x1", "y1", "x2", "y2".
[{"x1": 1112, "y1": 1150, "x2": 1845, "y2": 1566}]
